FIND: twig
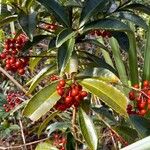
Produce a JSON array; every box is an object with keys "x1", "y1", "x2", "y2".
[
  {"x1": 19, "y1": 118, "x2": 27, "y2": 150},
  {"x1": 0, "y1": 137, "x2": 49, "y2": 149},
  {"x1": 71, "y1": 106, "x2": 78, "y2": 150},
  {"x1": 0, "y1": 66, "x2": 32, "y2": 98}
]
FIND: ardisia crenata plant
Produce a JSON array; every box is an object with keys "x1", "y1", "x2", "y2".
[{"x1": 0, "y1": 0, "x2": 150, "y2": 149}]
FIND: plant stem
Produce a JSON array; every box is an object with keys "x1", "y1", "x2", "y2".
[
  {"x1": 19, "y1": 118, "x2": 27, "y2": 150},
  {"x1": 72, "y1": 106, "x2": 78, "y2": 150}
]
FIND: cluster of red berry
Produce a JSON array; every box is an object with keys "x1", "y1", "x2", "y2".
[
  {"x1": 50, "y1": 74, "x2": 59, "y2": 82},
  {"x1": 0, "y1": 34, "x2": 29, "y2": 75},
  {"x1": 3, "y1": 91, "x2": 23, "y2": 112},
  {"x1": 45, "y1": 23, "x2": 58, "y2": 31},
  {"x1": 54, "y1": 80, "x2": 88, "y2": 111},
  {"x1": 53, "y1": 134, "x2": 67, "y2": 150},
  {"x1": 90, "y1": 29, "x2": 112, "y2": 38},
  {"x1": 127, "y1": 80, "x2": 150, "y2": 116}
]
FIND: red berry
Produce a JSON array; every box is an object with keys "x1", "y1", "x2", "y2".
[
  {"x1": 65, "y1": 96, "x2": 73, "y2": 105},
  {"x1": 75, "y1": 84, "x2": 82, "y2": 91},
  {"x1": 127, "y1": 104, "x2": 132, "y2": 110},
  {"x1": 148, "y1": 99, "x2": 150, "y2": 104},
  {"x1": 143, "y1": 80, "x2": 149, "y2": 87},
  {"x1": 75, "y1": 94, "x2": 82, "y2": 102},
  {"x1": 139, "y1": 109, "x2": 146, "y2": 116},
  {"x1": 71, "y1": 89, "x2": 79, "y2": 97},
  {"x1": 9, "y1": 57, "x2": 16, "y2": 64},
  {"x1": 57, "y1": 89, "x2": 64, "y2": 96},
  {"x1": 15, "y1": 60, "x2": 22, "y2": 68},
  {"x1": 129, "y1": 91, "x2": 135, "y2": 100},
  {"x1": 0, "y1": 53, "x2": 6, "y2": 59},
  {"x1": 17, "y1": 68, "x2": 25, "y2": 75},
  {"x1": 137, "y1": 101, "x2": 146, "y2": 109},
  {"x1": 133, "y1": 84, "x2": 139, "y2": 89},
  {"x1": 80, "y1": 91, "x2": 88, "y2": 97},
  {"x1": 54, "y1": 134, "x2": 59, "y2": 139},
  {"x1": 59, "y1": 80, "x2": 66, "y2": 87}
]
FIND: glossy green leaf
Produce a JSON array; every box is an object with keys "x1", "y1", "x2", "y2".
[
  {"x1": 23, "y1": 82, "x2": 60, "y2": 121},
  {"x1": 29, "y1": 51, "x2": 48, "y2": 72},
  {"x1": 0, "y1": 15, "x2": 17, "y2": 28},
  {"x1": 79, "y1": 78, "x2": 128, "y2": 117},
  {"x1": 123, "y1": 3, "x2": 150, "y2": 15},
  {"x1": 130, "y1": 115, "x2": 150, "y2": 138},
  {"x1": 83, "y1": 18, "x2": 132, "y2": 33},
  {"x1": 109, "y1": 37, "x2": 128, "y2": 86},
  {"x1": 65, "y1": 51, "x2": 78, "y2": 74},
  {"x1": 64, "y1": 0, "x2": 82, "y2": 7},
  {"x1": 81, "y1": 51, "x2": 117, "y2": 75},
  {"x1": 143, "y1": 23, "x2": 150, "y2": 81},
  {"x1": 18, "y1": 11, "x2": 37, "y2": 41},
  {"x1": 92, "y1": 107, "x2": 116, "y2": 123},
  {"x1": 22, "y1": 35, "x2": 50, "y2": 52},
  {"x1": 36, "y1": 0, "x2": 70, "y2": 27},
  {"x1": 56, "y1": 29, "x2": 77, "y2": 48},
  {"x1": 115, "y1": 125, "x2": 138, "y2": 144},
  {"x1": 121, "y1": 136, "x2": 150, "y2": 150},
  {"x1": 78, "y1": 108, "x2": 98, "y2": 150},
  {"x1": 77, "y1": 67, "x2": 119, "y2": 83},
  {"x1": 127, "y1": 31, "x2": 139, "y2": 85},
  {"x1": 113, "y1": 11, "x2": 148, "y2": 30},
  {"x1": 28, "y1": 64, "x2": 56, "y2": 94},
  {"x1": 35, "y1": 142, "x2": 58, "y2": 150},
  {"x1": 66, "y1": 130, "x2": 75, "y2": 150},
  {"x1": 112, "y1": 31, "x2": 129, "y2": 51},
  {"x1": 38, "y1": 110, "x2": 60, "y2": 137},
  {"x1": 79, "y1": 0, "x2": 110, "y2": 27},
  {"x1": 58, "y1": 38, "x2": 75, "y2": 75},
  {"x1": 47, "y1": 122, "x2": 71, "y2": 136},
  {"x1": 22, "y1": 0, "x2": 34, "y2": 11}
]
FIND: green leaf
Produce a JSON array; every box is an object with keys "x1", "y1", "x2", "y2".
[
  {"x1": 29, "y1": 52, "x2": 45, "y2": 72},
  {"x1": 47, "y1": 122, "x2": 71, "y2": 136},
  {"x1": 0, "y1": 15, "x2": 17, "y2": 28},
  {"x1": 130, "y1": 115, "x2": 150, "y2": 138},
  {"x1": 77, "y1": 67, "x2": 120, "y2": 83},
  {"x1": 143, "y1": 22, "x2": 150, "y2": 81},
  {"x1": 92, "y1": 107, "x2": 116, "y2": 123},
  {"x1": 22, "y1": 35, "x2": 50, "y2": 52},
  {"x1": 18, "y1": 11, "x2": 37, "y2": 41},
  {"x1": 23, "y1": 82, "x2": 60, "y2": 121},
  {"x1": 112, "y1": 32, "x2": 129, "y2": 51},
  {"x1": 83, "y1": 18, "x2": 132, "y2": 33},
  {"x1": 64, "y1": 0, "x2": 82, "y2": 7},
  {"x1": 109, "y1": 37, "x2": 128, "y2": 86},
  {"x1": 66, "y1": 130, "x2": 75, "y2": 150},
  {"x1": 114, "y1": 125, "x2": 138, "y2": 144},
  {"x1": 123, "y1": 4, "x2": 150, "y2": 15},
  {"x1": 36, "y1": 0, "x2": 70, "y2": 27},
  {"x1": 79, "y1": 78, "x2": 128, "y2": 117},
  {"x1": 78, "y1": 108, "x2": 98, "y2": 150},
  {"x1": 35, "y1": 142, "x2": 58, "y2": 150},
  {"x1": 79, "y1": 0, "x2": 110, "y2": 27},
  {"x1": 81, "y1": 51, "x2": 117, "y2": 75},
  {"x1": 38, "y1": 110, "x2": 60, "y2": 137},
  {"x1": 121, "y1": 136, "x2": 150, "y2": 150},
  {"x1": 22, "y1": 0, "x2": 35, "y2": 11},
  {"x1": 56, "y1": 29, "x2": 77, "y2": 48},
  {"x1": 58, "y1": 38, "x2": 75, "y2": 75},
  {"x1": 65, "y1": 51, "x2": 78, "y2": 74},
  {"x1": 127, "y1": 31, "x2": 139, "y2": 85},
  {"x1": 113, "y1": 11, "x2": 148, "y2": 30},
  {"x1": 27, "y1": 64, "x2": 56, "y2": 94}
]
